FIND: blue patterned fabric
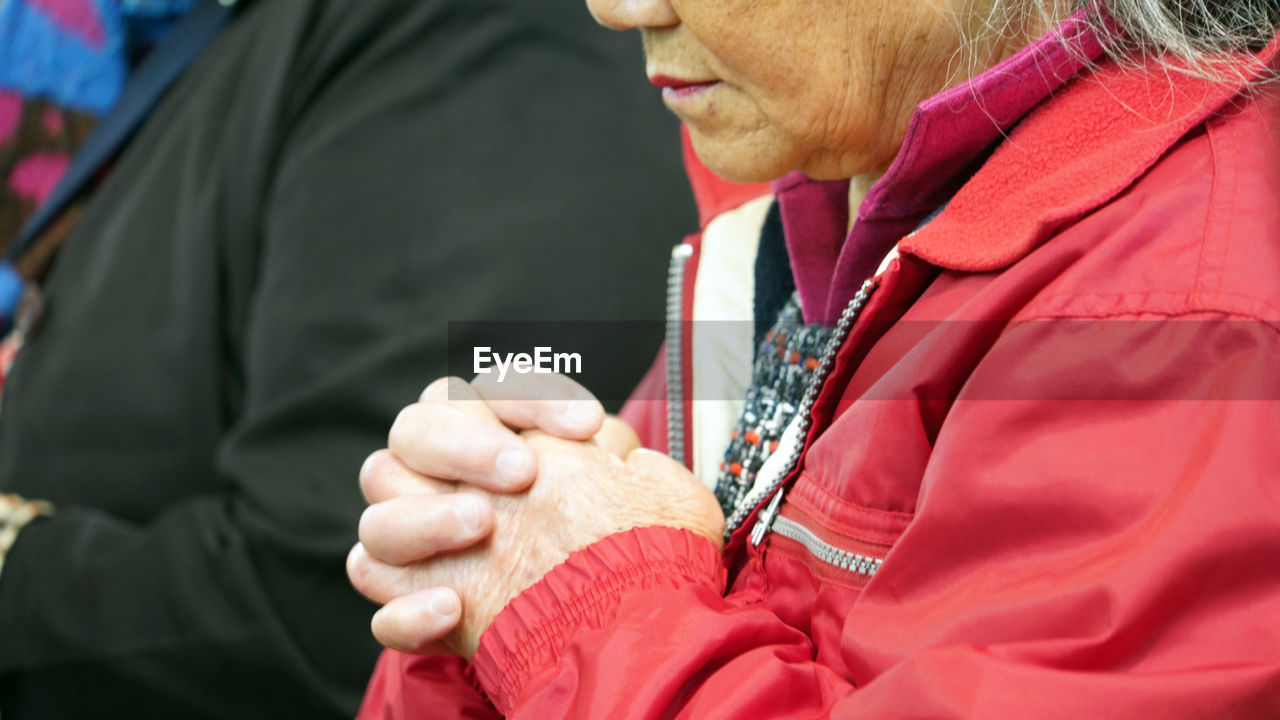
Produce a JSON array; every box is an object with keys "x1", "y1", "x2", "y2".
[{"x1": 0, "y1": 0, "x2": 194, "y2": 115}]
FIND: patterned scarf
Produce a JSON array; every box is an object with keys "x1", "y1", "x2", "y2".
[
  {"x1": 0, "y1": 0, "x2": 194, "y2": 386},
  {"x1": 0, "y1": 0, "x2": 195, "y2": 114},
  {"x1": 0, "y1": 0, "x2": 194, "y2": 241}
]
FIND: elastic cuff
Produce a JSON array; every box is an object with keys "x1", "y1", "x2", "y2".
[
  {"x1": 0, "y1": 493, "x2": 54, "y2": 576},
  {"x1": 472, "y1": 526, "x2": 725, "y2": 715}
]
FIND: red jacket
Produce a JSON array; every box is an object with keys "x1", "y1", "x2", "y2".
[{"x1": 360, "y1": 29, "x2": 1280, "y2": 719}]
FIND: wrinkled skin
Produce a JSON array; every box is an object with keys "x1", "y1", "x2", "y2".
[
  {"x1": 347, "y1": 376, "x2": 723, "y2": 657},
  {"x1": 586, "y1": 0, "x2": 1018, "y2": 183},
  {"x1": 348, "y1": 0, "x2": 1050, "y2": 659}
]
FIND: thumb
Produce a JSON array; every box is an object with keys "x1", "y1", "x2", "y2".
[
  {"x1": 623, "y1": 447, "x2": 695, "y2": 482},
  {"x1": 594, "y1": 416, "x2": 642, "y2": 458}
]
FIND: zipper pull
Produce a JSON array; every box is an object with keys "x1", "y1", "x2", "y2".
[{"x1": 749, "y1": 489, "x2": 786, "y2": 547}]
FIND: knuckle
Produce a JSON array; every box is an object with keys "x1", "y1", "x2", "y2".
[
  {"x1": 374, "y1": 605, "x2": 433, "y2": 654},
  {"x1": 418, "y1": 377, "x2": 452, "y2": 403},
  {"x1": 389, "y1": 404, "x2": 451, "y2": 456},
  {"x1": 359, "y1": 449, "x2": 394, "y2": 498},
  {"x1": 370, "y1": 612, "x2": 399, "y2": 649},
  {"x1": 378, "y1": 496, "x2": 458, "y2": 561},
  {"x1": 346, "y1": 544, "x2": 371, "y2": 589},
  {"x1": 420, "y1": 376, "x2": 469, "y2": 403},
  {"x1": 356, "y1": 505, "x2": 382, "y2": 548},
  {"x1": 388, "y1": 404, "x2": 423, "y2": 448},
  {"x1": 419, "y1": 498, "x2": 461, "y2": 539}
]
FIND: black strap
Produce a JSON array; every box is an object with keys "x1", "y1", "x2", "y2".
[
  {"x1": 7, "y1": 0, "x2": 239, "y2": 262},
  {"x1": 752, "y1": 200, "x2": 795, "y2": 348}
]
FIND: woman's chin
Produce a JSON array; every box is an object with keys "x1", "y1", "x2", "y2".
[
  {"x1": 687, "y1": 128, "x2": 869, "y2": 185},
  {"x1": 701, "y1": 159, "x2": 784, "y2": 184},
  {"x1": 686, "y1": 132, "x2": 795, "y2": 185}
]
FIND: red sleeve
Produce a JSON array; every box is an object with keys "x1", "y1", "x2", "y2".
[
  {"x1": 357, "y1": 651, "x2": 499, "y2": 720},
  {"x1": 473, "y1": 526, "x2": 860, "y2": 719},
  {"x1": 469, "y1": 317, "x2": 1280, "y2": 719}
]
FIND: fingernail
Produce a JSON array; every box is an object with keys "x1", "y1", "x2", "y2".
[
  {"x1": 561, "y1": 400, "x2": 598, "y2": 430},
  {"x1": 454, "y1": 495, "x2": 484, "y2": 534},
  {"x1": 428, "y1": 590, "x2": 460, "y2": 617},
  {"x1": 494, "y1": 447, "x2": 534, "y2": 485}
]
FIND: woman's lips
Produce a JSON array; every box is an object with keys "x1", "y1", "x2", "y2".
[{"x1": 649, "y1": 75, "x2": 722, "y2": 101}]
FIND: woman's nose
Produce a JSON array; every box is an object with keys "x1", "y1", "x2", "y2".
[{"x1": 586, "y1": 0, "x2": 678, "y2": 31}]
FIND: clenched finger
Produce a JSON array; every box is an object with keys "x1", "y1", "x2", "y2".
[
  {"x1": 472, "y1": 371, "x2": 604, "y2": 440},
  {"x1": 360, "y1": 449, "x2": 452, "y2": 504},
  {"x1": 359, "y1": 493, "x2": 493, "y2": 565},
  {"x1": 347, "y1": 542, "x2": 455, "y2": 609},
  {"x1": 594, "y1": 415, "x2": 642, "y2": 458},
  {"x1": 371, "y1": 588, "x2": 462, "y2": 655},
  {"x1": 347, "y1": 543, "x2": 416, "y2": 605},
  {"x1": 389, "y1": 402, "x2": 536, "y2": 491},
  {"x1": 419, "y1": 377, "x2": 504, "y2": 428}
]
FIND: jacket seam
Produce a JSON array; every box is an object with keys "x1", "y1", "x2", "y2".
[
  {"x1": 1015, "y1": 307, "x2": 1280, "y2": 337},
  {"x1": 1023, "y1": 290, "x2": 1280, "y2": 322},
  {"x1": 1213, "y1": 115, "x2": 1241, "y2": 297},
  {"x1": 789, "y1": 473, "x2": 913, "y2": 546},
  {"x1": 797, "y1": 471, "x2": 915, "y2": 523},
  {"x1": 1195, "y1": 117, "x2": 1222, "y2": 303}
]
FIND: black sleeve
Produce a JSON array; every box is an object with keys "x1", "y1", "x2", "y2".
[{"x1": 0, "y1": 0, "x2": 693, "y2": 717}]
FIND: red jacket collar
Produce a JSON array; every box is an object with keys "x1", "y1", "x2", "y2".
[
  {"x1": 680, "y1": 16, "x2": 1279, "y2": 315},
  {"x1": 901, "y1": 36, "x2": 1280, "y2": 271},
  {"x1": 678, "y1": 9, "x2": 1106, "y2": 244},
  {"x1": 777, "y1": 10, "x2": 1108, "y2": 323}
]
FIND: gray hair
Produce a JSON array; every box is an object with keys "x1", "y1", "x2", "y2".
[{"x1": 985, "y1": 0, "x2": 1279, "y2": 82}]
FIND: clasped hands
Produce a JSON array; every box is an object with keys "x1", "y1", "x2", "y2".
[{"x1": 346, "y1": 374, "x2": 724, "y2": 658}]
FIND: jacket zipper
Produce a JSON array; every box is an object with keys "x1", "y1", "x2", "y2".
[
  {"x1": 730, "y1": 278, "x2": 880, "y2": 546},
  {"x1": 770, "y1": 515, "x2": 884, "y2": 576},
  {"x1": 665, "y1": 243, "x2": 694, "y2": 466}
]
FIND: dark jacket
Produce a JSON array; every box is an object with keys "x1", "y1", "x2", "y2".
[{"x1": 0, "y1": 0, "x2": 695, "y2": 716}]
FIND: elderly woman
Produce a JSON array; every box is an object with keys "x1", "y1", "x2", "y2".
[{"x1": 349, "y1": 0, "x2": 1280, "y2": 717}]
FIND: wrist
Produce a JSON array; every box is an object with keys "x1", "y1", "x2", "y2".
[
  {"x1": 472, "y1": 525, "x2": 725, "y2": 714},
  {"x1": 0, "y1": 493, "x2": 54, "y2": 575}
]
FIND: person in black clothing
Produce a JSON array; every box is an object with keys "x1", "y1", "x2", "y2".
[{"x1": 0, "y1": 0, "x2": 695, "y2": 716}]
